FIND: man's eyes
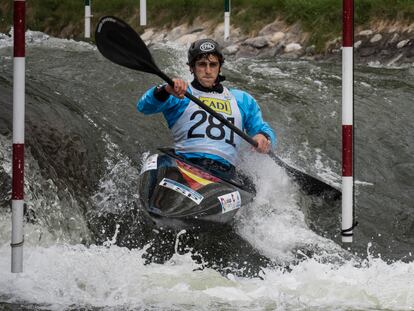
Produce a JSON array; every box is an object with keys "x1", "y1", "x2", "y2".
[{"x1": 197, "y1": 62, "x2": 219, "y2": 68}]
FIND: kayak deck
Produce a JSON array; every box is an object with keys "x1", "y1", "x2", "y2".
[{"x1": 138, "y1": 148, "x2": 256, "y2": 230}]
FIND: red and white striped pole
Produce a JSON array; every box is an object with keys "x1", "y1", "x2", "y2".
[
  {"x1": 12, "y1": 0, "x2": 26, "y2": 272},
  {"x1": 342, "y1": 0, "x2": 354, "y2": 243}
]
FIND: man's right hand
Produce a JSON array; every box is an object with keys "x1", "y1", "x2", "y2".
[{"x1": 165, "y1": 78, "x2": 187, "y2": 99}]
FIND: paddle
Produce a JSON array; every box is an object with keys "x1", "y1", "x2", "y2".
[{"x1": 95, "y1": 16, "x2": 341, "y2": 199}]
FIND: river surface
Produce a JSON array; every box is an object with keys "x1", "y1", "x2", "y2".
[{"x1": 0, "y1": 31, "x2": 414, "y2": 310}]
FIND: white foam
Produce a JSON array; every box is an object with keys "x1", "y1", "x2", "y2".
[
  {"x1": 0, "y1": 134, "x2": 90, "y2": 247},
  {"x1": 0, "y1": 29, "x2": 95, "y2": 51},
  {"x1": 1, "y1": 242, "x2": 414, "y2": 310},
  {"x1": 235, "y1": 151, "x2": 342, "y2": 262}
]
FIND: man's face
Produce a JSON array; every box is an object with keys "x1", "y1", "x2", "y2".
[{"x1": 192, "y1": 54, "x2": 220, "y2": 88}]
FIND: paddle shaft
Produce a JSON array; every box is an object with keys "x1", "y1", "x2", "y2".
[{"x1": 160, "y1": 72, "x2": 302, "y2": 182}]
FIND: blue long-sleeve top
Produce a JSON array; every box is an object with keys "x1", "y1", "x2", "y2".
[{"x1": 137, "y1": 85, "x2": 276, "y2": 164}]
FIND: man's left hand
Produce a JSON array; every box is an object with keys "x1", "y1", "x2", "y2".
[{"x1": 252, "y1": 133, "x2": 271, "y2": 154}]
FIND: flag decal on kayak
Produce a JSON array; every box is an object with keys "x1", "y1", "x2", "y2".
[
  {"x1": 176, "y1": 160, "x2": 220, "y2": 190},
  {"x1": 160, "y1": 178, "x2": 204, "y2": 205}
]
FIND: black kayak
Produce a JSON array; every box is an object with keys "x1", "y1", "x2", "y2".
[{"x1": 138, "y1": 148, "x2": 256, "y2": 231}]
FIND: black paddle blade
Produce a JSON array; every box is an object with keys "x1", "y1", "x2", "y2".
[
  {"x1": 95, "y1": 16, "x2": 161, "y2": 77},
  {"x1": 269, "y1": 151, "x2": 341, "y2": 200}
]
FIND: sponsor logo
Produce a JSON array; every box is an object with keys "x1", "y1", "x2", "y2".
[
  {"x1": 199, "y1": 42, "x2": 215, "y2": 52},
  {"x1": 140, "y1": 154, "x2": 158, "y2": 174},
  {"x1": 199, "y1": 97, "x2": 232, "y2": 115},
  {"x1": 218, "y1": 191, "x2": 241, "y2": 213},
  {"x1": 159, "y1": 178, "x2": 204, "y2": 205}
]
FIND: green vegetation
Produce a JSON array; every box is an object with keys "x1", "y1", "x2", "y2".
[{"x1": 1, "y1": 0, "x2": 413, "y2": 50}]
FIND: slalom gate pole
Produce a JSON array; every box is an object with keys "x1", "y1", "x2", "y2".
[
  {"x1": 224, "y1": 0, "x2": 231, "y2": 40},
  {"x1": 84, "y1": 0, "x2": 92, "y2": 38},
  {"x1": 342, "y1": 0, "x2": 354, "y2": 242},
  {"x1": 12, "y1": 0, "x2": 26, "y2": 272},
  {"x1": 140, "y1": 0, "x2": 147, "y2": 26}
]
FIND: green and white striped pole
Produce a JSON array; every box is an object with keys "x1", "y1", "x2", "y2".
[
  {"x1": 140, "y1": 0, "x2": 147, "y2": 26},
  {"x1": 224, "y1": 0, "x2": 231, "y2": 40},
  {"x1": 84, "y1": 0, "x2": 92, "y2": 38}
]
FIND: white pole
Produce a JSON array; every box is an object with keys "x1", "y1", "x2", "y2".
[
  {"x1": 12, "y1": 0, "x2": 26, "y2": 273},
  {"x1": 224, "y1": 0, "x2": 230, "y2": 40},
  {"x1": 84, "y1": 0, "x2": 91, "y2": 38},
  {"x1": 342, "y1": 0, "x2": 354, "y2": 243},
  {"x1": 140, "y1": 0, "x2": 147, "y2": 26}
]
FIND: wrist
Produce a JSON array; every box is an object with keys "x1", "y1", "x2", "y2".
[
  {"x1": 154, "y1": 84, "x2": 170, "y2": 101},
  {"x1": 259, "y1": 132, "x2": 270, "y2": 141}
]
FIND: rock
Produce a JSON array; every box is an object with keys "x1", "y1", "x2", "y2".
[
  {"x1": 165, "y1": 25, "x2": 189, "y2": 41},
  {"x1": 269, "y1": 32, "x2": 285, "y2": 45},
  {"x1": 285, "y1": 42, "x2": 302, "y2": 53},
  {"x1": 305, "y1": 45, "x2": 315, "y2": 55},
  {"x1": 242, "y1": 36, "x2": 269, "y2": 49},
  {"x1": 359, "y1": 47, "x2": 377, "y2": 57},
  {"x1": 397, "y1": 39, "x2": 410, "y2": 49},
  {"x1": 230, "y1": 27, "x2": 243, "y2": 39},
  {"x1": 358, "y1": 29, "x2": 374, "y2": 36},
  {"x1": 280, "y1": 52, "x2": 301, "y2": 60},
  {"x1": 257, "y1": 43, "x2": 286, "y2": 58},
  {"x1": 129, "y1": 17, "x2": 414, "y2": 67},
  {"x1": 379, "y1": 49, "x2": 393, "y2": 56},
  {"x1": 258, "y1": 20, "x2": 284, "y2": 36},
  {"x1": 189, "y1": 27, "x2": 204, "y2": 34},
  {"x1": 388, "y1": 33, "x2": 399, "y2": 44},
  {"x1": 152, "y1": 32, "x2": 166, "y2": 42},
  {"x1": 213, "y1": 23, "x2": 225, "y2": 38},
  {"x1": 370, "y1": 34, "x2": 382, "y2": 43},
  {"x1": 223, "y1": 44, "x2": 239, "y2": 55},
  {"x1": 141, "y1": 28, "x2": 155, "y2": 41},
  {"x1": 235, "y1": 45, "x2": 260, "y2": 58},
  {"x1": 406, "y1": 45, "x2": 414, "y2": 58},
  {"x1": 177, "y1": 33, "x2": 199, "y2": 45},
  {"x1": 272, "y1": 43, "x2": 286, "y2": 56},
  {"x1": 301, "y1": 55, "x2": 317, "y2": 61},
  {"x1": 387, "y1": 53, "x2": 403, "y2": 66},
  {"x1": 326, "y1": 37, "x2": 341, "y2": 52}
]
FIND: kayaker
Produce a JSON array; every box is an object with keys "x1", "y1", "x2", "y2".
[{"x1": 137, "y1": 38, "x2": 276, "y2": 180}]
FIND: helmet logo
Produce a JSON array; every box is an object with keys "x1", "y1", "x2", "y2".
[{"x1": 199, "y1": 42, "x2": 215, "y2": 52}]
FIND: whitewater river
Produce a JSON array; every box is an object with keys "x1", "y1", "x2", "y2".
[{"x1": 0, "y1": 31, "x2": 413, "y2": 310}]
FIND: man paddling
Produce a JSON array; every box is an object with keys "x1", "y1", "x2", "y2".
[{"x1": 137, "y1": 39, "x2": 276, "y2": 180}]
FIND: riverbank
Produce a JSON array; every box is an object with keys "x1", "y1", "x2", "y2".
[
  {"x1": 140, "y1": 18, "x2": 414, "y2": 67},
  {"x1": 0, "y1": 0, "x2": 413, "y2": 66}
]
